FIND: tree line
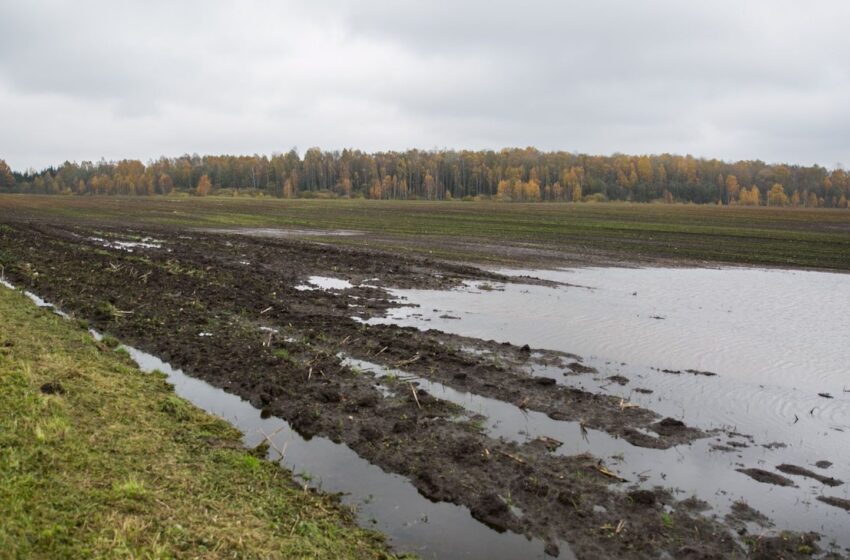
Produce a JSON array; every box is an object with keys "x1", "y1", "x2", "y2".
[{"x1": 1, "y1": 148, "x2": 848, "y2": 207}]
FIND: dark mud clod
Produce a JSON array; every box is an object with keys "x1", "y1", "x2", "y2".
[
  {"x1": 470, "y1": 492, "x2": 510, "y2": 531},
  {"x1": 814, "y1": 460, "x2": 832, "y2": 469},
  {"x1": 359, "y1": 425, "x2": 382, "y2": 442},
  {"x1": 725, "y1": 501, "x2": 771, "y2": 529},
  {"x1": 543, "y1": 542, "x2": 560, "y2": 557},
  {"x1": 40, "y1": 381, "x2": 65, "y2": 395},
  {"x1": 816, "y1": 495, "x2": 850, "y2": 511},
  {"x1": 355, "y1": 394, "x2": 379, "y2": 408},
  {"x1": 748, "y1": 531, "x2": 820, "y2": 559},
  {"x1": 318, "y1": 387, "x2": 342, "y2": 403},
  {"x1": 777, "y1": 464, "x2": 843, "y2": 487},
  {"x1": 735, "y1": 468, "x2": 796, "y2": 487},
  {"x1": 566, "y1": 361, "x2": 597, "y2": 374},
  {"x1": 684, "y1": 369, "x2": 718, "y2": 377},
  {"x1": 628, "y1": 489, "x2": 656, "y2": 506}
]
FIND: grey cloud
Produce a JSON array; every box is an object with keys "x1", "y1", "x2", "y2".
[{"x1": 0, "y1": 0, "x2": 848, "y2": 169}]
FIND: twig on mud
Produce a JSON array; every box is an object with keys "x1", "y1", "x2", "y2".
[
  {"x1": 410, "y1": 383, "x2": 421, "y2": 409},
  {"x1": 395, "y1": 353, "x2": 421, "y2": 367},
  {"x1": 307, "y1": 367, "x2": 313, "y2": 381},
  {"x1": 497, "y1": 450, "x2": 526, "y2": 464},
  {"x1": 340, "y1": 335, "x2": 351, "y2": 345},
  {"x1": 618, "y1": 398, "x2": 639, "y2": 410},
  {"x1": 595, "y1": 464, "x2": 627, "y2": 482},
  {"x1": 615, "y1": 519, "x2": 626, "y2": 534},
  {"x1": 262, "y1": 331, "x2": 274, "y2": 347},
  {"x1": 374, "y1": 346, "x2": 388, "y2": 357},
  {"x1": 260, "y1": 306, "x2": 273, "y2": 315}
]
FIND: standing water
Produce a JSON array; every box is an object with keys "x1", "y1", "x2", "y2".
[{"x1": 364, "y1": 266, "x2": 850, "y2": 549}]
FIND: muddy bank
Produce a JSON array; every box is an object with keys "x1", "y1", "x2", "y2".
[{"x1": 0, "y1": 222, "x2": 836, "y2": 559}]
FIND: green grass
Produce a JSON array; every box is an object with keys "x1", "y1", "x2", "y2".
[
  {"x1": 2, "y1": 194, "x2": 850, "y2": 270},
  {"x1": 0, "y1": 285, "x2": 396, "y2": 559}
]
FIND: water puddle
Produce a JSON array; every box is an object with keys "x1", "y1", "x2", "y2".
[
  {"x1": 362, "y1": 266, "x2": 850, "y2": 549},
  {"x1": 296, "y1": 276, "x2": 355, "y2": 291},
  {"x1": 0, "y1": 281, "x2": 572, "y2": 559},
  {"x1": 89, "y1": 236, "x2": 163, "y2": 252}
]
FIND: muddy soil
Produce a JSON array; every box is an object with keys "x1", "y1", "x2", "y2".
[{"x1": 0, "y1": 221, "x2": 836, "y2": 559}]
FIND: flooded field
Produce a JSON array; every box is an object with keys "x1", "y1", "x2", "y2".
[
  {"x1": 7, "y1": 277, "x2": 570, "y2": 559},
  {"x1": 1, "y1": 221, "x2": 846, "y2": 559},
  {"x1": 366, "y1": 266, "x2": 850, "y2": 549}
]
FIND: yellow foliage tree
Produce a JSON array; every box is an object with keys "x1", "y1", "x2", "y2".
[
  {"x1": 767, "y1": 184, "x2": 788, "y2": 206},
  {"x1": 636, "y1": 156, "x2": 653, "y2": 184},
  {"x1": 739, "y1": 186, "x2": 760, "y2": 206},
  {"x1": 158, "y1": 173, "x2": 174, "y2": 195},
  {"x1": 368, "y1": 178, "x2": 382, "y2": 199},
  {"x1": 195, "y1": 174, "x2": 212, "y2": 196},
  {"x1": 0, "y1": 159, "x2": 14, "y2": 190},
  {"x1": 496, "y1": 179, "x2": 511, "y2": 201},
  {"x1": 807, "y1": 192, "x2": 819, "y2": 207},
  {"x1": 522, "y1": 179, "x2": 541, "y2": 201}
]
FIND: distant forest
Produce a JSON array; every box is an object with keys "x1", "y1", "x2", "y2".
[{"x1": 0, "y1": 148, "x2": 847, "y2": 207}]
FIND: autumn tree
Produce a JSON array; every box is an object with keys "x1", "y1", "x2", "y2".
[
  {"x1": 636, "y1": 156, "x2": 654, "y2": 184},
  {"x1": 523, "y1": 178, "x2": 541, "y2": 201},
  {"x1": 496, "y1": 179, "x2": 511, "y2": 200},
  {"x1": 807, "y1": 192, "x2": 819, "y2": 207},
  {"x1": 0, "y1": 159, "x2": 14, "y2": 190},
  {"x1": 767, "y1": 184, "x2": 788, "y2": 206},
  {"x1": 195, "y1": 174, "x2": 212, "y2": 196},
  {"x1": 158, "y1": 173, "x2": 174, "y2": 195},
  {"x1": 724, "y1": 175, "x2": 740, "y2": 204},
  {"x1": 739, "y1": 186, "x2": 760, "y2": 206},
  {"x1": 283, "y1": 178, "x2": 294, "y2": 198},
  {"x1": 791, "y1": 190, "x2": 801, "y2": 206},
  {"x1": 8, "y1": 148, "x2": 847, "y2": 205}
]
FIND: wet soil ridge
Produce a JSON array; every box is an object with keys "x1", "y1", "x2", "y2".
[
  {"x1": 343, "y1": 328, "x2": 705, "y2": 449},
  {"x1": 776, "y1": 464, "x2": 844, "y2": 487},
  {"x1": 0, "y1": 222, "x2": 824, "y2": 559}
]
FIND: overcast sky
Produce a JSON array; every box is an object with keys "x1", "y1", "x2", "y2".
[{"x1": 1, "y1": 0, "x2": 848, "y2": 171}]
